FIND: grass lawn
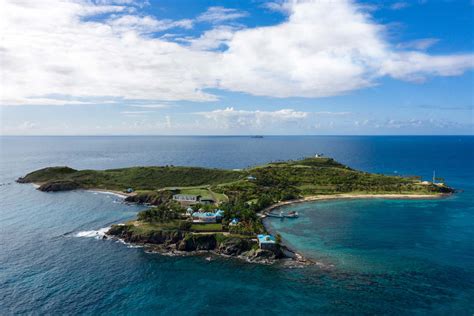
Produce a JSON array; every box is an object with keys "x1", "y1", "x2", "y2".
[
  {"x1": 131, "y1": 220, "x2": 181, "y2": 232},
  {"x1": 191, "y1": 223, "x2": 223, "y2": 232}
]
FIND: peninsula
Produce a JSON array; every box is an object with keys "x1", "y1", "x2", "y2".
[{"x1": 17, "y1": 156, "x2": 453, "y2": 264}]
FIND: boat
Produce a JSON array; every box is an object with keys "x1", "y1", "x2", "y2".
[
  {"x1": 251, "y1": 135, "x2": 264, "y2": 138},
  {"x1": 267, "y1": 211, "x2": 284, "y2": 218},
  {"x1": 285, "y1": 211, "x2": 299, "y2": 218}
]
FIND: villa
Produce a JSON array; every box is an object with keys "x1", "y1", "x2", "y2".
[
  {"x1": 215, "y1": 209, "x2": 225, "y2": 222},
  {"x1": 173, "y1": 194, "x2": 200, "y2": 203},
  {"x1": 191, "y1": 212, "x2": 217, "y2": 223},
  {"x1": 172, "y1": 194, "x2": 215, "y2": 206},
  {"x1": 229, "y1": 218, "x2": 240, "y2": 226}
]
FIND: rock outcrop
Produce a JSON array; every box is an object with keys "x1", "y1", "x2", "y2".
[
  {"x1": 218, "y1": 237, "x2": 252, "y2": 256},
  {"x1": 37, "y1": 180, "x2": 81, "y2": 192},
  {"x1": 105, "y1": 224, "x2": 286, "y2": 263}
]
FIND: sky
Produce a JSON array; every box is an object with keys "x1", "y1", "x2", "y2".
[{"x1": 0, "y1": 0, "x2": 473, "y2": 135}]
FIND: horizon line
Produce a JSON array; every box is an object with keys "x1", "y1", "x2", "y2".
[{"x1": 1, "y1": 134, "x2": 473, "y2": 137}]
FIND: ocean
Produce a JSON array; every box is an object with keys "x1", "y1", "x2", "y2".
[{"x1": 0, "y1": 136, "x2": 473, "y2": 315}]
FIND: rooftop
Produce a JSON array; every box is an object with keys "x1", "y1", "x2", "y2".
[{"x1": 257, "y1": 234, "x2": 276, "y2": 244}]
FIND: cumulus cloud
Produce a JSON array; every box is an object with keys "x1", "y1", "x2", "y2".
[
  {"x1": 1, "y1": 0, "x2": 473, "y2": 106},
  {"x1": 214, "y1": 1, "x2": 473, "y2": 97},
  {"x1": 186, "y1": 26, "x2": 237, "y2": 51}
]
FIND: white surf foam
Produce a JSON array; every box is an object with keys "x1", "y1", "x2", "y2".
[
  {"x1": 74, "y1": 226, "x2": 110, "y2": 239},
  {"x1": 86, "y1": 190, "x2": 127, "y2": 199}
]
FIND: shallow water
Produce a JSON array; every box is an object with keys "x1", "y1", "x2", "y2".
[{"x1": 0, "y1": 136, "x2": 473, "y2": 314}]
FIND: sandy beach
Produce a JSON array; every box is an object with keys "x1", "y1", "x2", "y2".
[
  {"x1": 262, "y1": 192, "x2": 451, "y2": 215},
  {"x1": 86, "y1": 188, "x2": 136, "y2": 198}
]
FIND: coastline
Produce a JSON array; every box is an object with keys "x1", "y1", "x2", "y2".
[
  {"x1": 261, "y1": 192, "x2": 452, "y2": 265},
  {"x1": 86, "y1": 188, "x2": 135, "y2": 199},
  {"x1": 261, "y1": 192, "x2": 451, "y2": 215},
  {"x1": 29, "y1": 183, "x2": 451, "y2": 266}
]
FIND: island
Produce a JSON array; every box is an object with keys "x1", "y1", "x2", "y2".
[{"x1": 17, "y1": 156, "x2": 454, "y2": 264}]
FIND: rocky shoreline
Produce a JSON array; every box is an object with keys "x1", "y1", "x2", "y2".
[{"x1": 105, "y1": 223, "x2": 311, "y2": 266}]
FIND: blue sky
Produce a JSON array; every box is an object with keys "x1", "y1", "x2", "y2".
[{"x1": 1, "y1": 0, "x2": 473, "y2": 135}]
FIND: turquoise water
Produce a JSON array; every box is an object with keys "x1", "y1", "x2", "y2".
[{"x1": 0, "y1": 136, "x2": 473, "y2": 314}]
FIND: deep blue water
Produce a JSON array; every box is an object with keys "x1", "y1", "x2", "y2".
[{"x1": 0, "y1": 136, "x2": 473, "y2": 315}]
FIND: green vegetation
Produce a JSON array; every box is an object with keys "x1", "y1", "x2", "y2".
[
  {"x1": 137, "y1": 204, "x2": 182, "y2": 223},
  {"x1": 18, "y1": 165, "x2": 242, "y2": 191},
  {"x1": 190, "y1": 223, "x2": 223, "y2": 232},
  {"x1": 20, "y1": 156, "x2": 453, "y2": 243},
  {"x1": 19, "y1": 157, "x2": 451, "y2": 198},
  {"x1": 212, "y1": 157, "x2": 451, "y2": 205}
]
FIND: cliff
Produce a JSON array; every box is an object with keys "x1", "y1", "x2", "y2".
[{"x1": 107, "y1": 224, "x2": 284, "y2": 263}]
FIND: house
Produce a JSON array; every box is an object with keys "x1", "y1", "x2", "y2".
[
  {"x1": 125, "y1": 188, "x2": 134, "y2": 193},
  {"x1": 257, "y1": 234, "x2": 277, "y2": 251},
  {"x1": 173, "y1": 194, "x2": 201, "y2": 204},
  {"x1": 214, "y1": 209, "x2": 225, "y2": 222},
  {"x1": 247, "y1": 175, "x2": 257, "y2": 181},
  {"x1": 229, "y1": 218, "x2": 239, "y2": 226},
  {"x1": 192, "y1": 212, "x2": 217, "y2": 223}
]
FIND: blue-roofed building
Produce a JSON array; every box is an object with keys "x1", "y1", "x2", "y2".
[
  {"x1": 192, "y1": 212, "x2": 217, "y2": 223},
  {"x1": 214, "y1": 209, "x2": 225, "y2": 222},
  {"x1": 257, "y1": 234, "x2": 277, "y2": 250},
  {"x1": 229, "y1": 218, "x2": 240, "y2": 226}
]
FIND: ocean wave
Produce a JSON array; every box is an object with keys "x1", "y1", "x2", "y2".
[{"x1": 74, "y1": 227, "x2": 110, "y2": 239}]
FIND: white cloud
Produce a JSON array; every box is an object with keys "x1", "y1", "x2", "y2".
[
  {"x1": 390, "y1": 2, "x2": 410, "y2": 10},
  {"x1": 17, "y1": 121, "x2": 38, "y2": 130},
  {"x1": 1, "y1": 0, "x2": 473, "y2": 106},
  {"x1": 197, "y1": 6, "x2": 248, "y2": 24},
  {"x1": 262, "y1": 1, "x2": 293, "y2": 14},
  {"x1": 0, "y1": 97, "x2": 96, "y2": 106},
  {"x1": 197, "y1": 107, "x2": 308, "y2": 129},
  {"x1": 397, "y1": 38, "x2": 440, "y2": 50},
  {"x1": 380, "y1": 52, "x2": 474, "y2": 82},
  {"x1": 186, "y1": 26, "x2": 237, "y2": 51},
  {"x1": 107, "y1": 15, "x2": 193, "y2": 34},
  {"x1": 214, "y1": 1, "x2": 473, "y2": 98},
  {"x1": 0, "y1": 0, "x2": 219, "y2": 105}
]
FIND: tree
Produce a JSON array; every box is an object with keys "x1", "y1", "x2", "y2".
[
  {"x1": 178, "y1": 221, "x2": 192, "y2": 231},
  {"x1": 137, "y1": 204, "x2": 179, "y2": 223}
]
